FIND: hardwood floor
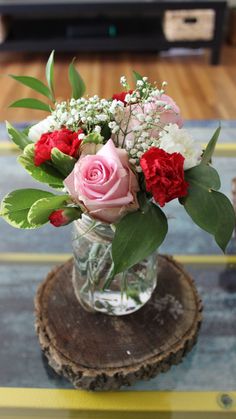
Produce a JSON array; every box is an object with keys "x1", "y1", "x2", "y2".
[{"x1": 0, "y1": 45, "x2": 236, "y2": 122}]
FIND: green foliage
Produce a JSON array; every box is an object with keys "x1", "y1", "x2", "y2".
[
  {"x1": 28, "y1": 194, "x2": 70, "y2": 225},
  {"x1": 23, "y1": 143, "x2": 35, "y2": 158},
  {"x1": 51, "y1": 148, "x2": 76, "y2": 177},
  {"x1": 68, "y1": 59, "x2": 86, "y2": 99},
  {"x1": 133, "y1": 70, "x2": 143, "y2": 82},
  {"x1": 184, "y1": 164, "x2": 221, "y2": 191},
  {"x1": 9, "y1": 75, "x2": 54, "y2": 101},
  {"x1": 0, "y1": 189, "x2": 53, "y2": 229},
  {"x1": 83, "y1": 132, "x2": 103, "y2": 145},
  {"x1": 100, "y1": 123, "x2": 111, "y2": 142},
  {"x1": 182, "y1": 164, "x2": 235, "y2": 251},
  {"x1": 18, "y1": 154, "x2": 64, "y2": 189},
  {"x1": 45, "y1": 50, "x2": 55, "y2": 99},
  {"x1": 201, "y1": 126, "x2": 221, "y2": 165},
  {"x1": 6, "y1": 121, "x2": 32, "y2": 151},
  {"x1": 9, "y1": 98, "x2": 51, "y2": 112},
  {"x1": 112, "y1": 201, "x2": 168, "y2": 274}
]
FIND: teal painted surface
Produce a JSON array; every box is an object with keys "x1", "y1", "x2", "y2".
[
  {"x1": 0, "y1": 121, "x2": 236, "y2": 391},
  {"x1": 0, "y1": 262, "x2": 235, "y2": 390},
  {"x1": 1, "y1": 120, "x2": 235, "y2": 254},
  {"x1": 0, "y1": 153, "x2": 235, "y2": 254}
]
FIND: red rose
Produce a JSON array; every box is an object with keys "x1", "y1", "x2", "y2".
[
  {"x1": 34, "y1": 128, "x2": 83, "y2": 166},
  {"x1": 140, "y1": 147, "x2": 189, "y2": 207},
  {"x1": 112, "y1": 90, "x2": 133, "y2": 105}
]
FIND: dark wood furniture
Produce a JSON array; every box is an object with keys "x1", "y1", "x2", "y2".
[{"x1": 0, "y1": 0, "x2": 227, "y2": 64}]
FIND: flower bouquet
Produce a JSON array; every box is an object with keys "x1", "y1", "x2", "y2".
[{"x1": 1, "y1": 52, "x2": 235, "y2": 316}]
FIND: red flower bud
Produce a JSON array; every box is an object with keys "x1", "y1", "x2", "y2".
[
  {"x1": 49, "y1": 208, "x2": 81, "y2": 227},
  {"x1": 49, "y1": 209, "x2": 69, "y2": 227}
]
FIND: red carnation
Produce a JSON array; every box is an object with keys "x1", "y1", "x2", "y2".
[
  {"x1": 112, "y1": 90, "x2": 134, "y2": 105},
  {"x1": 140, "y1": 147, "x2": 189, "y2": 207},
  {"x1": 34, "y1": 128, "x2": 83, "y2": 166}
]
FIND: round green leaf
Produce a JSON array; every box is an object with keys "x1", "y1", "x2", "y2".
[
  {"x1": 28, "y1": 195, "x2": 70, "y2": 225},
  {"x1": 0, "y1": 189, "x2": 53, "y2": 229}
]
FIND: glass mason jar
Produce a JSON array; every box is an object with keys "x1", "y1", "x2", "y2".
[{"x1": 72, "y1": 214, "x2": 158, "y2": 316}]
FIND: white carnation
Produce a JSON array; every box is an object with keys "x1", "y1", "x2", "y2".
[
  {"x1": 159, "y1": 124, "x2": 202, "y2": 170},
  {"x1": 28, "y1": 116, "x2": 59, "y2": 142}
]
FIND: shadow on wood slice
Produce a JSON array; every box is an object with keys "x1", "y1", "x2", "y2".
[{"x1": 35, "y1": 255, "x2": 202, "y2": 390}]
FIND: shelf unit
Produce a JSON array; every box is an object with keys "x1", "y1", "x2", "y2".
[{"x1": 0, "y1": 0, "x2": 227, "y2": 64}]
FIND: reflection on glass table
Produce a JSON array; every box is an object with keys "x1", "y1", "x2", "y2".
[{"x1": 0, "y1": 258, "x2": 236, "y2": 391}]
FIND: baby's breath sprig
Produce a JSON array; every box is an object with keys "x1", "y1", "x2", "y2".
[{"x1": 52, "y1": 96, "x2": 112, "y2": 136}]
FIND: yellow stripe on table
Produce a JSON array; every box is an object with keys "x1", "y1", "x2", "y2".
[
  {"x1": 0, "y1": 388, "x2": 235, "y2": 418},
  {"x1": 1, "y1": 142, "x2": 236, "y2": 157},
  {"x1": 0, "y1": 253, "x2": 235, "y2": 265}
]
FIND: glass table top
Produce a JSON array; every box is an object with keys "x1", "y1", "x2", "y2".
[{"x1": 0, "y1": 125, "x2": 236, "y2": 417}]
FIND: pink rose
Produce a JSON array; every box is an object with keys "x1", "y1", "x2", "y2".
[
  {"x1": 64, "y1": 139, "x2": 139, "y2": 223},
  {"x1": 117, "y1": 94, "x2": 183, "y2": 148},
  {"x1": 148, "y1": 94, "x2": 183, "y2": 127}
]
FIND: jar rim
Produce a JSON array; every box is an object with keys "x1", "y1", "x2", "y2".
[{"x1": 73, "y1": 214, "x2": 114, "y2": 243}]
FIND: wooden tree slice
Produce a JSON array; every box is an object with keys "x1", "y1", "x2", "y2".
[{"x1": 35, "y1": 255, "x2": 202, "y2": 390}]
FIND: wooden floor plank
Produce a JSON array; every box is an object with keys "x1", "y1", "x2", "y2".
[{"x1": 0, "y1": 46, "x2": 236, "y2": 121}]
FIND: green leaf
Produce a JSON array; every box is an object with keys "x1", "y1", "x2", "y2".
[
  {"x1": 0, "y1": 189, "x2": 53, "y2": 229},
  {"x1": 6, "y1": 121, "x2": 32, "y2": 151},
  {"x1": 18, "y1": 154, "x2": 64, "y2": 188},
  {"x1": 185, "y1": 164, "x2": 221, "y2": 191},
  {"x1": 201, "y1": 126, "x2": 221, "y2": 165},
  {"x1": 137, "y1": 191, "x2": 150, "y2": 213},
  {"x1": 9, "y1": 75, "x2": 53, "y2": 101},
  {"x1": 133, "y1": 70, "x2": 143, "y2": 82},
  {"x1": 112, "y1": 202, "x2": 168, "y2": 274},
  {"x1": 22, "y1": 125, "x2": 33, "y2": 136},
  {"x1": 101, "y1": 123, "x2": 111, "y2": 142},
  {"x1": 212, "y1": 192, "x2": 236, "y2": 251},
  {"x1": 68, "y1": 59, "x2": 86, "y2": 99},
  {"x1": 83, "y1": 132, "x2": 103, "y2": 145},
  {"x1": 51, "y1": 148, "x2": 76, "y2": 177},
  {"x1": 9, "y1": 98, "x2": 51, "y2": 112},
  {"x1": 28, "y1": 194, "x2": 70, "y2": 225},
  {"x1": 46, "y1": 50, "x2": 55, "y2": 98},
  {"x1": 23, "y1": 143, "x2": 35, "y2": 158},
  {"x1": 182, "y1": 167, "x2": 235, "y2": 252}
]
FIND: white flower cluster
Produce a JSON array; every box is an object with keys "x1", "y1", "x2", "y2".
[
  {"x1": 112, "y1": 100, "x2": 170, "y2": 168},
  {"x1": 51, "y1": 96, "x2": 112, "y2": 133},
  {"x1": 128, "y1": 134, "x2": 160, "y2": 172},
  {"x1": 120, "y1": 75, "x2": 168, "y2": 104},
  {"x1": 28, "y1": 115, "x2": 59, "y2": 141},
  {"x1": 159, "y1": 124, "x2": 202, "y2": 170},
  {"x1": 28, "y1": 75, "x2": 201, "y2": 173}
]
